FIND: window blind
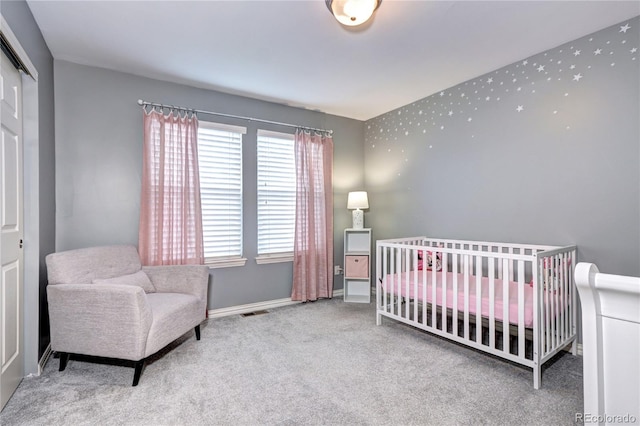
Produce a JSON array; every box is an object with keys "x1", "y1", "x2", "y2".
[
  {"x1": 257, "y1": 130, "x2": 296, "y2": 255},
  {"x1": 197, "y1": 121, "x2": 245, "y2": 260}
]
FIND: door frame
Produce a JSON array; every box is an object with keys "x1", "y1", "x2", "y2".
[{"x1": 1, "y1": 14, "x2": 40, "y2": 377}]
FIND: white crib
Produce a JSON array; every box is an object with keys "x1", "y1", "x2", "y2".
[
  {"x1": 575, "y1": 263, "x2": 640, "y2": 425},
  {"x1": 376, "y1": 236, "x2": 577, "y2": 389}
]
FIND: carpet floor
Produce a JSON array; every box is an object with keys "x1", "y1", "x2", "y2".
[{"x1": 1, "y1": 298, "x2": 583, "y2": 425}]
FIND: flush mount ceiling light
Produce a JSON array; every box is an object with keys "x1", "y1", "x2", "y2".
[{"x1": 326, "y1": 0, "x2": 382, "y2": 27}]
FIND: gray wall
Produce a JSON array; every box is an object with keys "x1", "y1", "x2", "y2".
[
  {"x1": 2, "y1": 0, "x2": 56, "y2": 360},
  {"x1": 53, "y1": 60, "x2": 364, "y2": 309},
  {"x1": 364, "y1": 17, "x2": 640, "y2": 277}
]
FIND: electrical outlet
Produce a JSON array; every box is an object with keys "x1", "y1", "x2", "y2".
[{"x1": 334, "y1": 265, "x2": 343, "y2": 275}]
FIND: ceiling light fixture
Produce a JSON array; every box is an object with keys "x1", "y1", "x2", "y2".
[{"x1": 326, "y1": 0, "x2": 382, "y2": 27}]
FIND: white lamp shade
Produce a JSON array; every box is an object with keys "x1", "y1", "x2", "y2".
[
  {"x1": 347, "y1": 191, "x2": 369, "y2": 210},
  {"x1": 328, "y1": 0, "x2": 380, "y2": 27}
]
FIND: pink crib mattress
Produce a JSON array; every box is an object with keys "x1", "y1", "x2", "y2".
[{"x1": 382, "y1": 271, "x2": 546, "y2": 328}]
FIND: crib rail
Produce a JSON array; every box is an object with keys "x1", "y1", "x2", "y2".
[{"x1": 376, "y1": 236, "x2": 577, "y2": 389}]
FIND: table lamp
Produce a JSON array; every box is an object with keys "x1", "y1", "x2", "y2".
[{"x1": 347, "y1": 191, "x2": 369, "y2": 229}]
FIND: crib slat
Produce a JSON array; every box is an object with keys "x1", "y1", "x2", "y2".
[
  {"x1": 571, "y1": 250, "x2": 577, "y2": 342},
  {"x1": 564, "y1": 252, "x2": 570, "y2": 342},
  {"x1": 382, "y1": 245, "x2": 388, "y2": 315},
  {"x1": 405, "y1": 248, "x2": 410, "y2": 320},
  {"x1": 431, "y1": 256, "x2": 437, "y2": 330},
  {"x1": 489, "y1": 257, "x2": 496, "y2": 349},
  {"x1": 558, "y1": 253, "x2": 567, "y2": 344},
  {"x1": 463, "y1": 254, "x2": 469, "y2": 340},
  {"x1": 552, "y1": 254, "x2": 559, "y2": 349},
  {"x1": 559, "y1": 254, "x2": 564, "y2": 347},
  {"x1": 377, "y1": 244, "x2": 382, "y2": 317},
  {"x1": 503, "y1": 258, "x2": 509, "y2": 353},
  {"x1": 452, "y1": 253, "x2": 458, "y2": 338},
  {"x1": 564, "y1": 253, "x2": 570, "y2": 343},
  {"x1": 518, "y1": 260, "x2": 525, "y2": 359},
  {"x1": 475, "y1": 256, "x2": 482, "y2": 345},
  {"x1": 422, "y1": 248, "x2": 427, "y2": 327},
  {"x1": 441, "y1": 252, "x2": 448, "y2": 333},
  {"x1": 533, "y1": 255, "x2": 541, "y2": 382},
  {"x1": 544, "y1": 256, "x2": 551, "y2": 355},
  {"x1": 413, "y1": 249, "x2": 418, "y2": 322},
  {"x1": 393, "y1": 248, "x2": 399, "y2": 316}
]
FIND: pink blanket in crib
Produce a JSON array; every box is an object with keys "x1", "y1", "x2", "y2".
[{"x1": 381, "y1": 271, "x2": 550, "y2": 328}]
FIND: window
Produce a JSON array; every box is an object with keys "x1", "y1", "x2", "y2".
[
  {"x1": 256, "y1": 130, "x2": 296, "y2": 263},
  {"x1": 197, "y1": 121, "x2": 246, "y2": 267}
]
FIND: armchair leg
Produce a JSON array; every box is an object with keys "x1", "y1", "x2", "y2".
[
  {"x1": 59, "y1": 352, "x2": 70, "y2": 371},
  {"x1": 132, "y1": 360, "x2": 145, "y2": 387},
  {"x1": 195, "y1": 324, "x2": 201, "y2": 341}
]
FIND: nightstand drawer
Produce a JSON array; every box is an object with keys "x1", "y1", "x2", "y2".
[{"x1": 345, "y1": 255, "x2": 369, "y2": 278}]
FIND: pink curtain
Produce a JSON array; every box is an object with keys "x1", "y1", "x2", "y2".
[
  {"x1": 139, "y1": 108, "x2": 204, "y2": 265},
  {"x1": 292, "y1": 129, "x2": 334, "y2": 302}
]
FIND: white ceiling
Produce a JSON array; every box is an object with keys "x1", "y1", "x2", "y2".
[{"x1": 27, "y1": 0, "x2": 640, "y2": 121}]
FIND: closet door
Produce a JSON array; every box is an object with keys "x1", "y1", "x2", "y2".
[{"x1": 1, "y1": 49, "x2": 25, "y2": 411}]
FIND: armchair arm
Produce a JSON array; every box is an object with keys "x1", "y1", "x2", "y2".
[
  {"x1": 142, "y1": 265, "x2": 209, "y2": 301},
  {"x1": 47, "y1": 284, "x2": 153, "y2": 361}
]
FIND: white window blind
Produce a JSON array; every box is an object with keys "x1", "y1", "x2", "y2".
[
  {"x1": 197, "y1": 121, "x2": 245, "y2": 262},
  {"x1": 257, "y1": 130, "x2": 296, "y2": 256}
]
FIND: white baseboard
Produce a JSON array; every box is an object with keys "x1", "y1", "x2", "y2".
[
  {"x1": 563, "y1": 342, "x2": 583, "y2": 356},
  {"x1": 38, "y1": 343, "x2": 52, "y2": 375},
  {"x1": 208, "y1": 289, "x2": 345, "y2": 319}
]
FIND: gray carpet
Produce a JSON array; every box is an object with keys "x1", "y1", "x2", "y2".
[{"x1": 1, "y1": 298, "x2": 583, "y2": 425}]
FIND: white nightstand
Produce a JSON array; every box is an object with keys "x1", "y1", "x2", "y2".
[{"x1": 343, "y1": 228, "x2": 371, "y2": 303}]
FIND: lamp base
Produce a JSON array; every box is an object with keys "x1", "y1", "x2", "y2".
[{"x1": 352, "y1": 209, "x2": 364, "y2": 229}]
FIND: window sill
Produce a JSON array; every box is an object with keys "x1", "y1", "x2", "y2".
[
  {"x1": 204, "y1": 257, "x2": 248, "y2": 269},
  {"x1": 255, "y1": 253, "x2": 294, "y2": 265}
]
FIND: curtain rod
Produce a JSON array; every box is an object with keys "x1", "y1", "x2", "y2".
[{"x1": 137, "y1": 99, "x2": 333, "y2": 135}]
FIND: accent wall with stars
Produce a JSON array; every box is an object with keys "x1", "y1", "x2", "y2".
[{"x1": 364, "y1": 17, "x2": 639, "y2": 276}]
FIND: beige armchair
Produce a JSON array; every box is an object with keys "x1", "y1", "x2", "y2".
[{"x1": 45, "y1": 245, "x2": 209, "y2": 386}]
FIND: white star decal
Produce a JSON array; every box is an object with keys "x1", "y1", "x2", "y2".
[
  {"x1": 620, "y1": 24, "x2": 631, "y2": 33},
  {"x1": 448, "y1": 111, "x2": 453, "y2": 116},
  {"x1": 523, "y1": 60, "x2": 529, "y2": 65},
  {"x1": 439, "y1": 91, "x2": 445, "y2": 97},
  {"x1": 573, "y1": 73, "x2": 583, "y2": 82},
  {"x1": 594, "y1": 49, "x2": 602, "y2": 55},
  {"x1": 573, "y1": 50, "x2": 581, "y2": 56},
  {"x1": 487, "y1": 77, "x2": 493, "y2": 84},
  {"x1": 631, "y1": 48, "x2": 638, "y2": 53},
  {"x1": 570, "y1": 64, "x2": 576, "y2": 69},
  {"x1": 467, "y1": 118, "x2": 472, "y2": 122},
  {"x1": 537, "y1": 65, "x2": 545, "y2": 72},
  {"x1": 485, "y1": 96, "x2": 491, "y2": 101},
  {"x1": 516, "y1": 105, "x2": 524, "y2": 112}
]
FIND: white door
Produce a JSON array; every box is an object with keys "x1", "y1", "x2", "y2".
[{"x1": 0, "y1": 50, "x2": 24, "y2": 411}]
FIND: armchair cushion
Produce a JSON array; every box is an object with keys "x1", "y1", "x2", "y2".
[
  {"x1": 93, "y1": 270, "x2": 156, "y2": 293},
  {"x1": 46, "y1": 245, "x2": 142, "y2": 284}
]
